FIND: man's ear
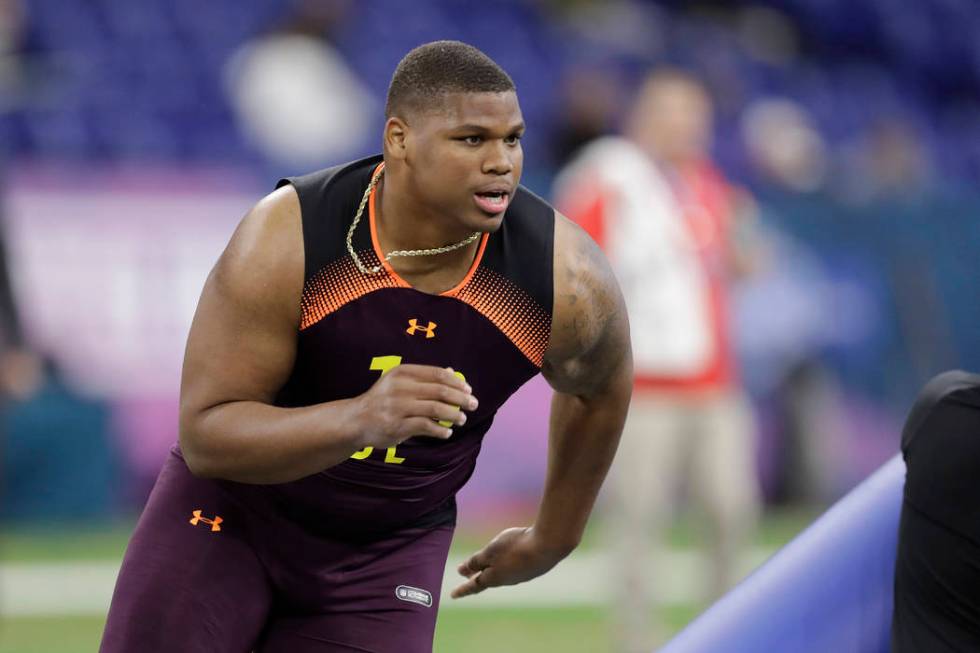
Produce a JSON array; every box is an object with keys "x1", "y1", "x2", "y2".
[{"x1": 384, "y1": 117, "x2": 409, "y2": 161}]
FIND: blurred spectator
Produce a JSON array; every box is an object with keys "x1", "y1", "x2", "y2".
[
  {"x1": 729, "y1": 227, "x2": 852, "y2": 505},
  {"x1": 550, "y1": 65, "x2": 625, "y2": 165},
  {"x1": 224, "y1": 0, "x2": 375, "y2": 169},
  {"x1": 738, "y1": 92, "x2": 914, "y2": 505},
  {"x1": 741, "y1": 98, "x2": 828, "y2": 194},
  {"x1": 0, "y1": 171, "x2": 25, "y2": 525},
  {"x1": 546, "y1": 0, "x2": 666, "y2": 62},
  {"x1": 0, "y1": 0, "x2": 25, "y2": 108},
  {"x1": 0, "y1": 192, "x2": 22, "y2": 351},
  {"x1": 733, "y1": 5, "x2": 799, "y2": 69},
  {"x1": 838, "y1": 117, "x2": 933, "y2": 204},
  {"x1": 0, "y1": 351, "x2": 116, "y2": 522},
  {"x1": 555, "y1": 68, "x2": 760, "y2": 651}
]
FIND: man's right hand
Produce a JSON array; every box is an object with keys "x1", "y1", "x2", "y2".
[{"x1": 351, "y1": 365, "x2": 478, "y2": 449}]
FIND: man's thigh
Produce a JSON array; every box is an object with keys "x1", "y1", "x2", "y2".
[
  {"x1": 100, "y1": 453, "x2": 272, "y2": 653},
  {"x1": 257, "y1": 524, "x2": 454, "y2": 653}
]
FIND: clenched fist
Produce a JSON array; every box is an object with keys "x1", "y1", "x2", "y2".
[{"x1": 350, "y1": 364, "x2": 478, "y2": 449}]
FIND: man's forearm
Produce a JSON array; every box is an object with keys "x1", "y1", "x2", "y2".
[
  {"x1": 533, "y1": 375, "x2": 631, "y2": 552},
  {"x1": 180, "y1": 398, "x2": 364, "y2": 484}
]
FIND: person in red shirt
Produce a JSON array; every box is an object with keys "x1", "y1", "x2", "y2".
[{"x1": 555, "y1": 68, "x2": 760, "y2": 651}]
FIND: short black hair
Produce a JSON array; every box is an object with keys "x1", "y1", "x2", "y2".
[{"x1": 385, "y1": 40, "x2": 515, "y2": 119}]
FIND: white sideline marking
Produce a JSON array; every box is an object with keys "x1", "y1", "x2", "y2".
[
  {"x1": 440, "y1": 549, "x2": 772, "y2": 609},
  {"x1": 0, "y1": 549, "x2": 773, "y2": 616},
  {"x1": 2, "y1": 562, "x2": 120, "y2": 616}
]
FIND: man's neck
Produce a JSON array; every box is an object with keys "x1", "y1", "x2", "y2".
[
  {"x1": 374, "y1": 173, "x2": 481, "y2": 291},
  {"x1": 376, "y1": 174, "x2": 474, "y2": 251}
]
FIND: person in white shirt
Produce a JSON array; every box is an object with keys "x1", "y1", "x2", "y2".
[{"x1": 555, "y1": 68, "x2": 761, "y2": 651}]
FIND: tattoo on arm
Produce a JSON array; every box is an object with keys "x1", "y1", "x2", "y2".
[{"x1": 544, "y1": 215, "x2": 631, "y2": 397}]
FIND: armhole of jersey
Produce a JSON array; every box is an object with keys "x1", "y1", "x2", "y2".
[
  {"x1": 452, "y1": 186, "x2": 554, "y2": 369},
  {"x1": 276, "y1": 175, "x2": 319, "y2": 286},
  {"x1": 490, "y1": 186, "x2": 554, "y2": 316},
  {"x1": 275, "y1": 155, "x2": 382, "y2": 284},
  {"x1": 275, "y1": 177, "x2": 314, "y2": 283},
  {"x1": 481, "y1": 186, "x2": 555, "y2": 315}
]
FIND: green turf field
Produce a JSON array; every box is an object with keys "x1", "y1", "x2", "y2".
[
  {"x1": 0, "y1": 606, "x2": 709, "y2": 653},
  {"x1": 0, "y1": 509, "x2": 816, "y2": 653}
]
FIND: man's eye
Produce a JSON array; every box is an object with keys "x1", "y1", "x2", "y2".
[
  {"x1": 462, "y1": 136, "x2": 482, "y2": 145},
  {"x1": 504, "y1": 134, "x2": 523, "y2": 145}
]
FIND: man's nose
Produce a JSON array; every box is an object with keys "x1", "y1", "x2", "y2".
[{"x1": 482, "y1": 141, "x2": 515, "y2": 175}]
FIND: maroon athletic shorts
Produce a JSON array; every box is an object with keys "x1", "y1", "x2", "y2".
[{"x1": 100, "y1": 452, "x2": 454, "y2": 652}]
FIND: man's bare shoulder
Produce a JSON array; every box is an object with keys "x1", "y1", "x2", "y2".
[
  {"x1": 211, "y1": 184, "x2": 304, "y2": 318},
  {"x1": 222, "y1": 185, "x2": 302, "y2": 272},
  {"x1": 544, "y1": 212, "x2": 631, "y2": 396}
]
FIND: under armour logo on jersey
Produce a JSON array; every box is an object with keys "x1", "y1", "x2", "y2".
[
  {"x1": 189, "y1": 509, "x2": 223, "y2": 532},
  {"x1": 406, "y1": 319, "x2": 437, "y2": 338}
]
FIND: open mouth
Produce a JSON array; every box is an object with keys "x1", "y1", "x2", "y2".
[{"x1": 473, "y1": 190, "x2": 511, "y2": 215}]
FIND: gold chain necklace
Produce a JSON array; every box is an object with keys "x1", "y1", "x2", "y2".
[{"x1": 346, "y1": 166, "x2": 481, "y2": 275}]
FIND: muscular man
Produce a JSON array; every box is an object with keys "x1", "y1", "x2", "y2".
[{"x1": 100, "y1": 40, "x2": 631, "y2": 653}]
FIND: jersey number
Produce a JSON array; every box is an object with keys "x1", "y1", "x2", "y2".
[{"x1": 350, "y1": 356, "x2": 466, "y2": 465}]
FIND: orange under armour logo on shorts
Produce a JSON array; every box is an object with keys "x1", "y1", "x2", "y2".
[
  {"x1": 406, "y1": 319, "x2": 437, "y2": 338},
  {"x1": 189, "y1": 509, "x2": 223, "y2": 532}
]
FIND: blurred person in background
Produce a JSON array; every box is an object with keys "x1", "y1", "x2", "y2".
[
  {"x1": 0, "y1": 351, "x2": 116, "y2": 522},
  {"x1": 551, "y1": 65, "x2": 625, "y2": 167},
  {"x1": 740, "y1": 98, "x2": 828, "y2": 197},
  {"x1": 555, "y1": 68, "x2": 760, "y2": 651},
  {"x1": 738, "y1": 97, "x2": 844, "y2": 504},
  {"x1": 0, "y1": 206, "x2": 22, "y2": 355},
  {"x1": 0, "y1": 23, "x2": 27, "y2": 512},
  {"x1": 0, "y1": 0, "x2": 24, "y2": 348},
  {"x1": 0, "y1": 204, "x2": 23, "y2": 516},
  {"x1": 838, "y1": 117, "x2": 933, "y2": 206},
  {"x1": 0, "y1": 0, "x2": 25, "y2": 105},
  {"x1": 224, "y1": 0, "x2": 375, "y2": 170}
]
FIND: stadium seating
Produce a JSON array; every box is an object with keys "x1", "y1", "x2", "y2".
[{"x1": 4, "y1": 1, "x2": 978, "y2": 182}]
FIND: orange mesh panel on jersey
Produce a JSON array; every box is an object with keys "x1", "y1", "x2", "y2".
[
  {"x1": 454, "y1": 266, "x2": 551, "y2": 368},
  {"x1": 302, "y1": 255, "x2": 550, "y2": 368},
  {"x1": 300, "y1": 251, "x2": 400, "y2": 330}
]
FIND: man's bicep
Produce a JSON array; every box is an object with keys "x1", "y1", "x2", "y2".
[
  {"x1": 181, "y1": 261, "x2": 297, "y2": 409},
  {"x1": 543, "y1": 214, "x2": 632, "y2": 397},
  {"x1": 543, "y1": 304, "x2": 631, "y2": 399},
  {"x1": 180, "y1": 188, "x2": 304, "y2": 415}
]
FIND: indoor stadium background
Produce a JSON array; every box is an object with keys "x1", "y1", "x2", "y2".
[{"x1": 1, "y1": 0, "x2": 978, "y2": 651}]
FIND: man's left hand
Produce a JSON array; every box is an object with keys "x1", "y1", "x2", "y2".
[{"x1": 450, "y1": 526, "x2": 570, "y2": 599}]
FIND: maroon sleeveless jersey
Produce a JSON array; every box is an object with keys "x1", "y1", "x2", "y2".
[{"x1": 263, "y1": 155, "x2": 555, "y2": 538}]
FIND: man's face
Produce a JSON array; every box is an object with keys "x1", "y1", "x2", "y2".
[{"x1": 401, "y1": 91, "x2": 524, "y2": 233}]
